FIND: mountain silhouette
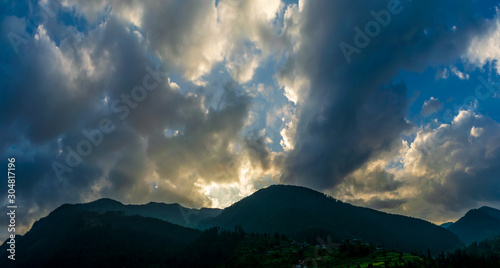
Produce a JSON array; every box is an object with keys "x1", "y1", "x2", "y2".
[
  {"x1": 447, "y1": 206, "x2": 500, "y2": 245},
  {"x1": 201, "y1": 185, "x2": 462, "y2": 254},
  {"x1": 77, "y1": 197, "x2": 221, "y2": 227},
  {"x1": 0, "y1": 184, "x2": 467, "y2": 267},
  {"x1": 0, "y1": 204, "x2": 202, "y2": 268}
]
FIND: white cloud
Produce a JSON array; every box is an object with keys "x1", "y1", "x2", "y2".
[
  {"x1": 466, "y1": 10, "x2": 500, "y2": 74},
  {"x1": 470, "y1": 126, "x2": 484, "y2": 137},
  {"x1": 450, "y1": 67, "x2": 470, "y2": 80}
]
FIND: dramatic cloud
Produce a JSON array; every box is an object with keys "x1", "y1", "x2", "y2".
[
  {"x1": 331, "y1": 109, "x2": 500, "y2": 223},
  {"x1": 279, "y1": 0, "x2": 498, "y2": 190},
  {"x1": 0, "y1": 0, "x2": 287, "y2": 241}
]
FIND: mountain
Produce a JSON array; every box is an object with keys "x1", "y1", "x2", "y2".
[
  {"x1": 0, "y1": 184, "x2": 466, "y2": 267},
  {"x1": 0, "y1": 204, "x2": 203, "y2": 268},
  {"x1": 201, "y1": 185, "x2": 462, "y2": 254},
  {"x1": 76, "y1": 197, "x2": 222, "y2": 228},
  {"x1": 479, "y1": 206, "x2": 500, "y2": 221},
  {"x1": 440, "y1": 222, "x2": 454, "y2": 229},
  {"x1": 447, "y1": 206, "x2": 500, "y2": 245}
]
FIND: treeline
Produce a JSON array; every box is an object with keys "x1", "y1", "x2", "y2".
[
  {"x1": 175, "y1": 225, "x2": 247, "y2": 267},
  {"x1": 395, "y1": 237, "x2": 500, "y2": 268}
]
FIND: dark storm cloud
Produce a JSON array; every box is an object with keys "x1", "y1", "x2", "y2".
[
  {"x1": 0, "y1": 1, "x2": 257, "y2": 240},
  {"x1": 0, "y1": 13, "x2": 150, "y2": 235},
  {"x1": 243, "y1": 131, "x2": 272, "y2": 171},
  {"x1": 343, "y1": 166, "x2": 403, "y2": 195},
  {"x1": 419, "y1": 112, "x2": 500, "y2": 212},
  {"x1": 280, "y1": 0, "x2": 498, "y2": 190},
  {"x1": 421, "y1": 97, "x2": 443, "y2": 116},
  {"x1": 364, "y1": 197, "x2": 407, "y2": 210},
  {"x1": 140, "y1": 0, "x2": 214, "y2": 56},
  {"x1": 146, "y1": 82, "x2": 251, "y2": 187},
  {"x1": 0, "y1": 140, "x2": 102, "y2": 238}
]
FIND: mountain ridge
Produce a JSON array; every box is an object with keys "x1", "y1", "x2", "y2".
[
  {"x1": 447, "y1": 206, "x2": 500, "y2": 245},
  {"x1": 76, "y1": 197, "x2": 222, "y2": 228},
  {"x1": 201, "y1": 184, "x2": 462, "y2": 254},
  {"x1": 1, "y1": 184, "x2": 472, "y2": 256},
  {"x1": 0, "y1": 204, "x2": 203, "y2": 267}
]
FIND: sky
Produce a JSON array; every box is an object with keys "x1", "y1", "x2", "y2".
[{"x1": 1, "y1": 0, "x2": 500, "y2": 241}]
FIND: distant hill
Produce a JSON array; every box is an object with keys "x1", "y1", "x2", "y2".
[
  {"x1": 0, "y1": 204, "x2": 202, "y2": 268},
  {"x1": 440, "y1": 222, "x2": 454, "y2": 229},
  {"x1": 201, "y1": 185, "x2": 462, "y2": 254},
  {"x1": 448, "y1": 206, "x2": 500, "y2": 245},
  {"x1": 77, "y1": 197, "x2": 221, "y2": 228}
]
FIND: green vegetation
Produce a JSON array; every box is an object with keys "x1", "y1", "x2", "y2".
[
  {"x1": 228, "y1": 234, "x2": 500, "y2": 268},
  {"x1": 229, "y1": 234, "x2": 422, "y2": 268}
]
